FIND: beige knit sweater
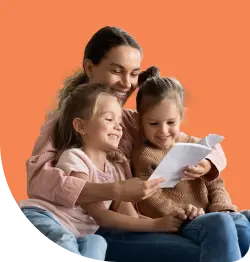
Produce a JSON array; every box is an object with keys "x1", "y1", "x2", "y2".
[{"x1": 132, "y1": 135, "x2": 237, "y2": 218}]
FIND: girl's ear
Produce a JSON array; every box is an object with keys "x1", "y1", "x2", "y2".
[{"x1": 72, "y1": 118, "x2": 86, "y2": 135}]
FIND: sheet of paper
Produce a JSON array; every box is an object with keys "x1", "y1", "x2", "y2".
[
  {"x1": 149, "y1": 143, "x2": 212, "y2": 188},
  {"x1": 198, "y1": 134, "x2": 224, "y2": 148},
  {"x1": 206, "y1": 134, "x2": 224, "y2": 148}
]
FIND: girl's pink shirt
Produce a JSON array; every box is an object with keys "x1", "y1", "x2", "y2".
[
  {"x1": 20, "y1": 148, "x2": 131, "y2": 237},
  {"x1": 24, "y1": 109, "x2": 226, "y2": 209}
]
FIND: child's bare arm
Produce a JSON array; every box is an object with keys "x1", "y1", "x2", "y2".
[
  {"x1": 84, "y1": 202, "x2": 187, "y2": 233},
  {"x1": 111, "y1": 201, "x2": 139, "y2": 218}
]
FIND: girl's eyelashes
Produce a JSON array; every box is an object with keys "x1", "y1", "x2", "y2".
[
  {"x1": 105, "y1": 118, "x2": 113, "y2": 122},
  {"x1": 148, "y1": 121, "x2": 176, "y2": 126}
]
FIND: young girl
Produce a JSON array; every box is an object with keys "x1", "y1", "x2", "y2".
[
  {"x1": 20, "y1": 83, "x2": 188, "y2": 258},
  {"x1": 22, "y1": 84, "x2": 243, "y2": 262},
  {"x1": 132, "y1": 76, "x2": 250, "y2": 257}
]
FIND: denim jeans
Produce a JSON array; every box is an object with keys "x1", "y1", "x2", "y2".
[
  {"x1": 180, "y1": 212, "x2": 242, "y2": 262},
  {"x1": 96, "y1": 212, "x2": 242, "y2": 262},
  {"x1": 230, "y1": 211, "x2": 250, "y2": 256},
  {"x1": 21, "y1": 207, "x2": 107, "y2": 261},
  {"x1": 241, "y1": 210, "x2": 250, "y2": 222}
]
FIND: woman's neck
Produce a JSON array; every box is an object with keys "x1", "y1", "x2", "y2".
[{"x1": 82, "y1": 146, "x2": 107, "y2": 172}]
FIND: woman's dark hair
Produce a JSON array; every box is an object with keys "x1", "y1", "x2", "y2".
[
  {"x1": 136, "y1": 76, "x2": 185, "y2": 118},
  {"x1": 83, "y1": 26, "x2": 142, "y2": 67}
]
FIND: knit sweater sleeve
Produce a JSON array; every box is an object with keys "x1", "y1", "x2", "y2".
[
  {"x1": 133, "y1": 149, "x2": 183, "y2": 218},
  {"x1": 205, "y1": 177, "x2": 237, "y2": 212}
]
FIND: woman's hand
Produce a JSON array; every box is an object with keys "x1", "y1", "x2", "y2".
[
  {"x1": 181, "y1": 159, "x2": 212, "y2": 181},
  {"x1": 117, "y1": 177, "x2": 165, "y2": 202},
  {"x1": 184, "y1": 204, "x2": 205, "y2": 220},
  {"x1": 154, "y1": 210, "x2": 187, "y2": 233}
]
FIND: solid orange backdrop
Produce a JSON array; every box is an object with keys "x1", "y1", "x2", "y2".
[{"x1": 0, "y1": 1, "x2": 249, "y2": 210}]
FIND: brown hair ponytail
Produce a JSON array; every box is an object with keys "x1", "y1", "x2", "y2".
[{"x1": 138, "y1": 66, "x2": 160, "y2": 87}]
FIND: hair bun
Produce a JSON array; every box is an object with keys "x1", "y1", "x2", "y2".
[{"x1": 138, "y1": 66, "x2": 160, "y2": 86}]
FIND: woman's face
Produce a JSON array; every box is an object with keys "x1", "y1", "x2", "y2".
[{"x1": 85, "y1": 45, "x2": 142, "y2": 105}]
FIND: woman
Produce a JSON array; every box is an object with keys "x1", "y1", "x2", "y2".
[{"x1": 24, "y1": 26, "x2": 240, "y2": 262}]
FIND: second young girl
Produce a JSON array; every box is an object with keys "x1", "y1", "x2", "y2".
[{"x1": 132, "y1": 76, "x2": 250, "y2": 258}]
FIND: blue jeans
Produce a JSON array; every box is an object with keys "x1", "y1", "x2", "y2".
[
  {"x1": 241, "y1": 210, "x2": 250, "y2": 222},
  {"x1": 228, "y1": 212, "x2": 250, "y2": 257},
  {"x1": 96, "y1": 212, "x2": 241, "y2": 262},
  {"x1": 21, "y1": 207, "x2": 107, "y2": 261}
]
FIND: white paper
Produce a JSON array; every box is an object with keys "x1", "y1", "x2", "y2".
[
  {"x1": 198, "y1": 134, "x2": 224, "y2": 148},
  {"x1": 149, "y1": 143, "x2": 211, "y2": 188},
  {"x1": 149, "y1": 134, "x2": 224, "y2": 188}
]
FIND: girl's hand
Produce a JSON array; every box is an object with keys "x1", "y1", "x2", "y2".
[
  {"x1": 181, "y1": 159, "x2": 212, "y2": 181},
  {"x1": 118, "y1": 177, "x2": 165, "y2": 202},
  {"x1": 154, "y1": 210, "x2": 187, "y2": 233},
  {"x1": 184, "y1": 204, "x2": 205, "y2": 220}
]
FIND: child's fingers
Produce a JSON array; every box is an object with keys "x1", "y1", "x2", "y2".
[
  {"x1": 146, "y1": 177, "x2": 165, "y2": 187},
  {"x1": 197, "y1": 208, "x2": 205, "y2": 216},
  {"x1": 185, "y1": 204, "x2": 198, "y2": 219},
  {"x1": 181, "y1": 166, "x2": 205, "y2": 181},
  {"x1": 181, "y1": 174, "x2": 199, "y2": 181},
  {"x1": 142, "y1": 188, "x2": 159, "y2": 200},
  {"x1": 184, "y1": 165, "x2": 204, "y2": 175},
  {"x1": 184, "y1": 204, "x2": 193, "y2": 217},
  {"x1": 141, "y1": 178, "x2": 165, "y2": 199},
  {"x1": 189, "y1": 206, "x2": 198, "y2": 219},
  {"x1": 176, "y1": 212, "x2": 187, "y2": 221}
]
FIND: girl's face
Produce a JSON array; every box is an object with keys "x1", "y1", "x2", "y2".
[
  {"x1": 142, "y1": 98, "x2": 181, "y2": 150},
  {"x1": 83, "y1": 94, "x2": 123, "y2": 152},
  {"x1": 85, "y1": 45, "x2": 141, "y2": 105}
]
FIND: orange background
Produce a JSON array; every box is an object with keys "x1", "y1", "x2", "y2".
[{"x1": 0, "y1": 1, "x2": 249, "y2": 210}]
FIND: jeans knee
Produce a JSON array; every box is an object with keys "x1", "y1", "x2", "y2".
[
  {"x1": 84, "y1": 234, "x2": 107, "y2": 249},
  {"x1": 210, "y1": 213, "x2": 238, "y2": 236},
  {"x1": 47, "y1": 228, "x2": 76, "y2": 245},
  {"x1": 241, "y1": 210, "x2": 250, "y2": 221}
]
